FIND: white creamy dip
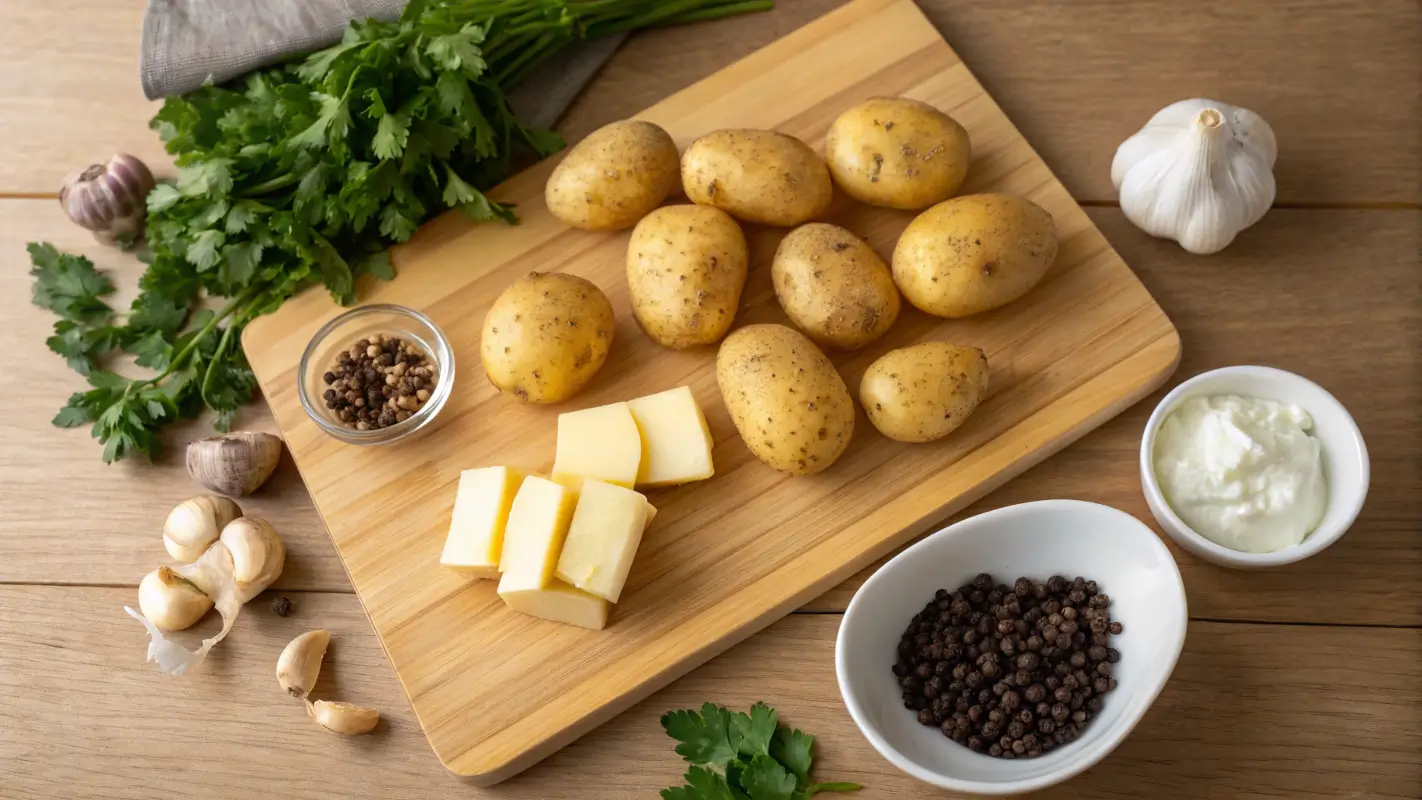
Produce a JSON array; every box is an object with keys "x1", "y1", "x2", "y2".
[{"x1": 1153, "y1": 394, "x2": 1326, "y2": 553}]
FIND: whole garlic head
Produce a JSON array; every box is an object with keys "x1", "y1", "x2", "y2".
[{"x1": 1111, "y1": 99, "x2": 1277, "y2": 254}]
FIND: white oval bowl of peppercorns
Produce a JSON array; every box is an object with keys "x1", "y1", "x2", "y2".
[
  {"x1": 836, "y1": 500, "x2": 1187, "y2": 795},
  {"x1": 298, "y1": 304, "x2": 454, "y2": 445}
]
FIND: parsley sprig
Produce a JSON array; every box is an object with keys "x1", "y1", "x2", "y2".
[
  {"x1": 28, "y1": 0, "x2": 771, "y2": 462},
  {"x1": 660, "y1": 703, "x2": 862, "y2": 800}
]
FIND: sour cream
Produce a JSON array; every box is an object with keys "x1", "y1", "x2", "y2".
[{"x1": 1153, "y1": 394, "x2": 1326, "y2": 553}]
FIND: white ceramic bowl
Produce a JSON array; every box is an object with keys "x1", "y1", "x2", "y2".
[
  {"x1": 1139, "y1": 365, "x2": 1370, "y2": 569},
  {"x1": 836, "y1": 500, "x2": 1187, "y2": 795}
]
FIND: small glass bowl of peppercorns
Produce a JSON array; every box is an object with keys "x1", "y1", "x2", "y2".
[
  {"x1": 298, "y1": 304, "x2": 454, "y2": 445},
  {"x1": 835, "y1": 500, "x2": 1187, "y2": 795}
]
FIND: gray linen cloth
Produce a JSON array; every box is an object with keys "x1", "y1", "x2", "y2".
[{"x1": 139, "y1": 0, "x2": 623, "y2": 129}]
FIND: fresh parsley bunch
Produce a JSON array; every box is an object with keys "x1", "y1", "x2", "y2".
[
  {"x1": 29, "y1": 0, "x2": 770, "y2": 462},
  {"x1": 660, "y1": 702, "x2": 862, "y2": 800}
]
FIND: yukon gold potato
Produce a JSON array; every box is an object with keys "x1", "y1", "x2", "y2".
[
  {"x1": 715, "y1": 324, "x2": 854, "y2": 476},
  {"x1": 545, "y1": 120, "x2": 679, "y2": 231},
  {"x1": 771, "y1": 223, "x2": 900, "y2": 350},
  {"x1": 481, "y1": 272, "x2": 615, "y2": 404},
  {"x1": 892, "y1": 193, "x2": 1058, "y2": 318},
  {"x1": 825, "y1": 97, "x2": 971, "y2": 210},
  {"x1": 860, "y1": 342, "x2": 989, "y2": 443},
  {"x1": 681, "y1": 129, "x2": 832, "y2": 226},
  {"x1": 626, "y1": 205, "x2": 749, "y2": 348}
]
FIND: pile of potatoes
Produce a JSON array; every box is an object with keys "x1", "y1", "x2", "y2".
[{"x1": 479, "y1": 96, "x2": 1060, "y2": 477}]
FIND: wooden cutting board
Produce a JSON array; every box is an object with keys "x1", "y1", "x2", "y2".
[{"x1": 243, "y1": 0, "x2": 1180, "y2": 784}]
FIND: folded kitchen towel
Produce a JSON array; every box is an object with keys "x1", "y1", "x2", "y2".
[{"x1": 139, "y1": 0, "x2": 624, "y2": 129}]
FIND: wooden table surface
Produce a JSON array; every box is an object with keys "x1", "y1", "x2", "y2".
[{"x1": 1, "y1": 2, "x2": 1418, "y2": 798}]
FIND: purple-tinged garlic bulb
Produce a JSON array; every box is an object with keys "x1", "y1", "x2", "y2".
[{"x1": 58, "y1": 154, "x2": 156, "y2": 247}]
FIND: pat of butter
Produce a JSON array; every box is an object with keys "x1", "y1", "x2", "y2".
[
  {"x1": 500, "y1": 580, "x2": 609, "y2": 630},
  {"x1": 556, "y1": 479, "x2": 653, "y2": 603},
  {"x1": 627, "y1": 386, "x2": 714, "y2": 487},
  {"x1": 551, "y1": 401, "x2": 642, "y2": 488},
  {"x1": 439, "y1": 466, "x2": 526, "y2": 578},
  {"x1": 496, "y1": 476, "x2": 577, "y2": 593}
]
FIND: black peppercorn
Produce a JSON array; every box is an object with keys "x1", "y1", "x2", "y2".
[
  {"x1": 893, "y1": 573, "x2": 1125, "y2": 761},
  {"x1": 271, "y1": 595, "x2": 292, "y2": 616}
]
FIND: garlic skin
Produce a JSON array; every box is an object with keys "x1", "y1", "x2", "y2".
[
  {"x1": 163, "y1": 496, "x2": 243, "y2": 563},
  {"x1": 58, "y1": 154, "x2": 156, "y2": 247},
  {"x1": 1112, "y1": 99, "x2": 1277, "y2": 254},
  {"x1": 277, "y1": 630, "x2": 330, "y2": 699},
  {"x1": 186, "y1": 432, "x2": 284, "y2": 497},
  {"x1": 137, "y1": 566, "x2": 214, "y2": 631}
]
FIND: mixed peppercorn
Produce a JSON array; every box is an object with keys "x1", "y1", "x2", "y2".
[
  {"x1": 321, "y1": 333, "x2": 439, "y2": 431},
  {"x1": 894, "y1": 573, "x2": 1123, "y2": 759}
]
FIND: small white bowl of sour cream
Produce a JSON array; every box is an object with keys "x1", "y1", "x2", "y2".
[{"x1": 1139, "y1": 366, "x2": 1369, "y2": 569}]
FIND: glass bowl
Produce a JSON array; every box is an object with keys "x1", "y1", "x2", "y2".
[{"x1": 297, "y1": 304, "x2": 455, "y2": 446}]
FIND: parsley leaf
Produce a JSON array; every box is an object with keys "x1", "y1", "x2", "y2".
[
  {"x1": 732, "y1": 702, "x2": 778, "y2": 758},
  {"x1": 663, "y1": 703, "x2": 740, "y2": 769},
  {"x1": 740, "y1": 755, "x2": 796, "y2": 800},
  {"x1": 31, "y1": 0, "x2": 773, "y2": 461},
  {"x1": 660, "y1": 704, "x2": 859, "y2": 800}
]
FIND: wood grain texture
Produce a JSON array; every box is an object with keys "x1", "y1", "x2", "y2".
[
  {"x1": 4, "y1": 200, "x2": 1417, "y2": 628},
  {"x1": 241, "y1": 0, "x2": 1178, "y2": 781},
  {"x1": 2, "y1": 586, "x2": 1419, "y2": 800},
  {"x1": 0, "y1": 0, "x2": 172, "y2": 194},
  {"x1": 4, "y1": 1, "x2": 1415, "y2": 204}
]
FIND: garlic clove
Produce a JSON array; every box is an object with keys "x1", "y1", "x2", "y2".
[
  {"x1": 127, "y1": 521, "x2": 286, "y2": 678},
  {"x1": 219, "y1": 517, "x2": 286, "y2": 594},
  {"x1": 186, "y1": 432, "x2": 284, "y2": 497},
  {"x1": 163, "y1": 495, "x2": 243, "y2": 563},
  {"x1": 137, "y1": 566, "x2": 214, "y2": 631},
  {"x1": 310, "y1": 700, "x2": 380, "y2": 735},
  {"x1": 276, "y1": 630, "x2": 330, "y2": 699}
]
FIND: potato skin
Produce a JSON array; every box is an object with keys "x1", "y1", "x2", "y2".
[
  {"x1": 716, "y1": 324, "x2": 854, "y2": 475},
  {"x1": 771, "y1": 223, "x2": 900, "y2": 350},
  {"x1": 545, "y1": 120, "x2": 679, "y2": 232},
  {"x1": 860, "y1": 342, "x2": 989, "y2": 443},
  {"x1": 892, "y1": 193, "x2": 1058, "y2": 318},
  {"x1": 480, "y1": 272, "x2": 616, "y2": 404},
  {"x1": 626, "y1": 205, "x2": 749, "y2": 349},
  {"x1": 825, "y1": 97, "x2": 971, "y2": 210},
  {"x1": 681, "y1": 129, "x2": 833, "y2": 226}
]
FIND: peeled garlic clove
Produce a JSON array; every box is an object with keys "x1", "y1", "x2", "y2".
[
  {"x1": 186, "y1": 432, "x2": 284, "y2": 497},
  {"x1": 277, "y1": 630, "x2": 330, "y2": 699},
  {"x1": 219, "y1": 517, "x2": 286, "y2": 592},
  {"x1": 137, "y1": 566, "x2": 214, "y2": 631},
  {"x1": 310, "y1": 700, "x2": 380, "y2": 735},
  {"x1": 163, "y1": 496, "x2": 243, "y2": 563}
]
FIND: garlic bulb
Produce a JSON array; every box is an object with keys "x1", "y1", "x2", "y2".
[
  {"x1": 1111, "y1": 99, "x2": 1277, "y2": 254},
  {"x1": 58, "y1": 154, "x2": 155, "y2": 247}
]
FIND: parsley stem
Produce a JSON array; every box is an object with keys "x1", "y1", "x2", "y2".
[
  {"x1": 239, "y1": 172, "x2": 299, "y2": 197},
  {"x1": 807, "y1": 782, "x2": 863, "y2": 795},
  {"x1": 153, "y1": 285, "x2": 259, "y2": 386}
]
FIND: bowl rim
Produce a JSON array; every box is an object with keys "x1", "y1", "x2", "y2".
[
  {"x1": 297, "y1": 303, "x2": 455, "y2": 445},
  {"x1": 835, "y1": 499, "x2": 1187, "y2": 795},
  {"x1": 1138, "y1": 365, "x2": 1370, "y2": 567}
]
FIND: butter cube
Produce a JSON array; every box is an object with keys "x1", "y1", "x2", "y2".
[
  {"x1": 627, "y1": 386, "x2": 715, "y2": 487},
  {"x1": 496, "y1": 476, "x2": 577, "y2": 593},
  {"x1": 551, "y1": 402, "x2": 642, "y2": 488},
  {"x1": 439, "y1": 466, "x2": 525, "y2": 578},
  {"x1": 500, "y1": 580, "x2": 609, "y2": 630},
  {"x1": 556, "y1": 480, "x2": 653, "y2": 603}
]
